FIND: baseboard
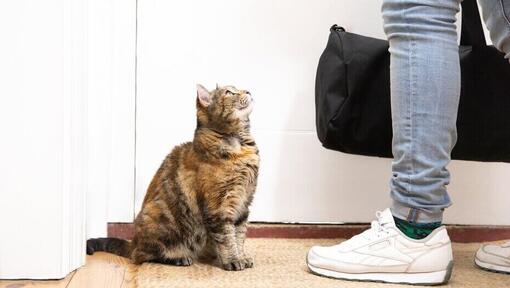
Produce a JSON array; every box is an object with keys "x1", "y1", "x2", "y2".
[{"x1": 108, "y1": 222, "x2": 510, "y2": 243}]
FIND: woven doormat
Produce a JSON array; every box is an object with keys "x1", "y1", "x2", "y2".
[{"x1": 135, "y1": 238, "x2": 509, "y2": 288}]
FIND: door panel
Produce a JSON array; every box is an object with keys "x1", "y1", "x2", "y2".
[{"x1": 0, "y1": 0, "x2": 86, "y2": 279}]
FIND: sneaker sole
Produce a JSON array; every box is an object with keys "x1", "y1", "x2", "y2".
[
  {"x1": 474, "y1": 257, "x2": 510, "y2": 274},
  {"x1": 307, "y1": 258, "x2": 454, "y2": 286}
]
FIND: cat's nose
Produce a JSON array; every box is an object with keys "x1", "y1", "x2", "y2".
[{"x1": 244, "y1": 91, "x2": 252, "y2": 101}]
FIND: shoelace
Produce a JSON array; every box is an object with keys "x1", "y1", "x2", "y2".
[{"x1": 353, "y1": 211, "x2": 391, "y2": 242}]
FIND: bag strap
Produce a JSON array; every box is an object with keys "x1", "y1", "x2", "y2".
[{"x1": 460, "y1": 0, "x2": 486, "y2": 47}]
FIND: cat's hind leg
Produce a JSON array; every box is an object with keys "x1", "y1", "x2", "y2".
[
  {"x1": 153, "y1": 256, "x2": 193, "y2": 266},
  {"x1": 158, "y1": 244, "x2": 195, "y2": 266},
  {"x1": 131, "y1": 238, "x2": 194, "y2": 266}
]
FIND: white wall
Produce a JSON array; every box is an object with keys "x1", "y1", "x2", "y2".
[{"x1": 136, "y1": 0, "x2": 510, "y2": 225}]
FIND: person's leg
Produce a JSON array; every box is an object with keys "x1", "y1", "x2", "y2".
[
  {"x1": 475, "y1": 0, "x2": 510, "y2": 275},
  {"x1": 307, "y1": 1, "x2": 460, "y2": 284},
  {"x1": 480, "y1": 0, "x2": 510, "y2": 61},
  {"x1": 388, "y1": 0, "x2": 461, "y2": 226}
]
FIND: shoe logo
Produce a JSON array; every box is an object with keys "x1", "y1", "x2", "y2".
[
  {"x1": 369, "y1": 240, "x2": 390, "y2": 251},
  {"x1": 356, "y1": 237, "x2": 442, "y2": 264},
  {"x1": 356, "y1": 240, "x2": 410, "y2": 264}
]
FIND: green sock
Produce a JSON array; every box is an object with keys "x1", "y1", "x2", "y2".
[{"x1": 393, "y1": 217, "x2": 441, "y2": 240}]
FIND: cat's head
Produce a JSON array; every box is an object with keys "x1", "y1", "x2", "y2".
[{"x1": 196, "y1": 84, "x2": 253, "y2": 133}]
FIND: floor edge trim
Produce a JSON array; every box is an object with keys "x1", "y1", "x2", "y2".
[{"x1": 108, "y1": 223, "x2": 510, "y2": 243}]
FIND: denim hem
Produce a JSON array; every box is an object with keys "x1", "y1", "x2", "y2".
[{"x1": 391, "y1": 202, "x2": 443, "y2": 223}]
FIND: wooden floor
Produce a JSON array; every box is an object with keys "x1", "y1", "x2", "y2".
[{"x1": 0, "y1": 253, "x2": 134, "y2": 288}]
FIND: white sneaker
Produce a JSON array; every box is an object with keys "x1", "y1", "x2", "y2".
[
  {"x1": 306, "y1": 208, "x2": 454, "y2": 285},
  {"x1": 475, "y1": 241, "x2": 510, "y2": 274}
]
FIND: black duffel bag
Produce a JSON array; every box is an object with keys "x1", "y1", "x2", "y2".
[{"x1": 315, "y1": 0, "x2": 510, "y2": 162}]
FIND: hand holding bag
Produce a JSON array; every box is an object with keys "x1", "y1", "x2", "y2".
[{"x1": 315, "y1": 0, "x2": 510, "y2": 162}]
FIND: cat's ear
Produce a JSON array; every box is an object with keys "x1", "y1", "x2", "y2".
[
  {"x1": 196, "y1": 84, "x2": 212, "y2": 107},
  {"x1": 215, "y1": 83, "x2": 219, "y2": 90}
]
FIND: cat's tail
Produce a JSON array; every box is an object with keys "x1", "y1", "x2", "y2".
[{"x1": 86, "y1": 237, "x2": 132, "y2": 258}]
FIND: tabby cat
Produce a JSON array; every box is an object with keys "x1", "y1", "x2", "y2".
[{"x1": 87, "y1": 84, "x2": 259, "y2": 271}]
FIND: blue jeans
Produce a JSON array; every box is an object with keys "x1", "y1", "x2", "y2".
[{"x1": 382, "y1": 0, "x2": 510, "y2": 223}]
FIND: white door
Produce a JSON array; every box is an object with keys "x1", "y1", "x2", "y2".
[
  {"x1": 134, "y1": 0, "x2": 510, "y2": 225},
  {"x1": 0, "y1": 0, "x2": 136, "y2": 279},
  {"x1": 0, "y1": 0, "x2": 88, "y2": 279}
]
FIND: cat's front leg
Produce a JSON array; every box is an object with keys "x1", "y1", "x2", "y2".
[
  {"x1": 235, "y1": 219, "x2": 253, "y2": 268},
  {"x1": 209, "y1": 222, "x2": 245, "y2": 271}
]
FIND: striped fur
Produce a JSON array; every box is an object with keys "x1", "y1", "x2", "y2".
[{"x1": 87, "y1": 85, "x2": 259, "y2": 271}]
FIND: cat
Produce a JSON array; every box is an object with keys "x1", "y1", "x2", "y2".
[{"x1": 87, "y1": 84, "x2": 259, "y2": 271}]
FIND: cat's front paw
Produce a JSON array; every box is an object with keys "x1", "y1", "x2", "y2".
[
  {"x1": 222, "y1": 259, "x2": 246, "y2": 271},
  {"x1": 241, "y1": 256, "x2": 254, "y2": 268}
]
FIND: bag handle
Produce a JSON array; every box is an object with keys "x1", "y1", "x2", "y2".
[{"x1": 460, "y1": 0, "x2": 486, "y2": 47}]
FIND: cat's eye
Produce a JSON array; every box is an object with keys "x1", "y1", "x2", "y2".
[{"x1": 225, "y1": 90, "x2": 240, "y2": 97}]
